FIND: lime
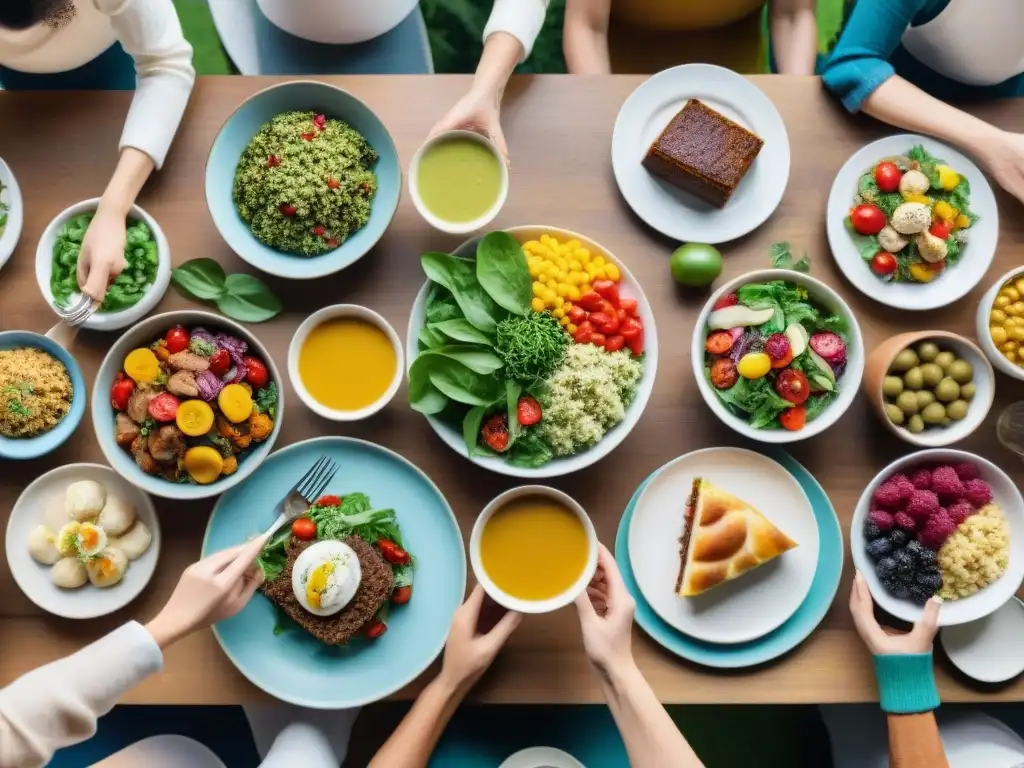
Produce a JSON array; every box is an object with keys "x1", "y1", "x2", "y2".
[{"x1": 670, "y1": 243, "x2": 722, "y2": 287}]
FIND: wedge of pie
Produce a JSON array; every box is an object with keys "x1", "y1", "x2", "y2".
[{"x1": 675, "y1": 477, "x2": 798, "y2": 598}]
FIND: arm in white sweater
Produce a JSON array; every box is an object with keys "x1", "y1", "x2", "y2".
[
  {"x1": 483, "y1": 0, "x2": 551, "y2": 62},
  {"x1": 96, "y1": 0, "x2": 196, "y2": 169},
  {"x1": 0, "y1": 622, "x2": 163, "y2": 768}
]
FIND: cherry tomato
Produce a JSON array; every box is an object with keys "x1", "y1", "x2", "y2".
[
  {"x1": 517, "y1": 396, "x2": 542, "y2": 426},
  {"x1": 392, "y1": 586, "x2": 412, "y2": 605},
  {"x1": 597, "y1": 312, "x2": 619, "y2": 334},
  {"x1": 600, "y1": 300, "x2": 616, "y2": 317},
  {"x1": 874, "y1": 162, "x2": 902, "y2": 193},
  {"x1": 291, "y1": 517, "x2": 317, "y2": 540},
  {"x1": 110, "y1": 373, "x2": 135, "y2": 411},
  {"x1": 780, "y1": 405, "x2": 807, "y2": 431},
  {"x1": 850, "y1": 204, "x2": 887, "y2": 235},
  {"x1": 604, "y1": 334, "x2": 626, "y2": 352},
  {"x1": 209, "y1": 349, "x2": 231, "y2": 377},
  {"x1": 279, "y1": 204, "x2": 297, "y2": 216},
  {"x1": 929, "y1": 220, "x2": 951, "y2": 240},
  {"x1": 592, "y1": 279, "x2": 620, "y2": 307},
  {"x1": 567, "y1": 305, "x2": 587, "y2": 324},
  {"x1": 378, "y1": 538, "x2": 411, "y2": 565},
  {"x1": 573, "y1": 321, "x2": 594, "y2": 344},
  {"x1": 709, "y1": 358, "x2": 738, "y2": 389},
  {"x1": 577, "y1": 292, "x2": 605, "y2": 312},
  {"x1": 627, "y1": 327, "x2": 644, "y2": 356},
  {"x1": 590, "y1": 332, "x2": 607, "y2": 348},
  {"x1": 871, "y1": 251, "x2": 898, "y2": 276},
  {"x1": 365, "y1": 621, "x2": 387, "y2": 639},
  {"x1": 616, "y1": 308, "x2": 627, "y2": 325},
  {"x1": 705, "y1": 330, "x2": 735, "y2": 355},
  {"x1": 712, "y1": 293, "x2": 739, "y2": 311},
  {"x1": 244, "y1": 356, "x2": 269, "y2": 388},
  {"x1": 774, "y1": 369, "x2": 811, "y2": 405},
  {"x1": 481, "y1": 413, "x2": 510, "y2": 453},
  {"x1": 315, "y1": 495, "x2": 342, "y2": 507},
  {"x1": 164, "y1": 325, "x2": 190, "y2": 354},
  {"x1": 620, "y1": 317, "x2": 643, "y2": 341},
  {"x1": 588, "y1": 312, "x2": 611, "y2": 329},
  {"x1": 147, "y1": 392, "x2": 180, "y2": 422},
  {"x1": 618, "y1": 298, "x2": 638, "y2": 316},
  {"x1": 771, "y1": 349, "x2": 794, "y2": 369}
]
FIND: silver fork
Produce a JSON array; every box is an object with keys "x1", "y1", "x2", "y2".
[
  {"x1": 45, "y1": 295, "x2": 100, "y2": 349},
  {"x1": 260, "y1": 454, "x2": 339, "y2": 539}
]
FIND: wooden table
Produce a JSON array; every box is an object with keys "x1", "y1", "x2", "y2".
[{"x1": 2, "y1": 76, "x2": 1024, "y2": 705}]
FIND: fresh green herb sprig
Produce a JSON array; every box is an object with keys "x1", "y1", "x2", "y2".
[
  {"x1": 254, "y1": 382, "x2": 279, "y2": 419},
  {"x1": 171, "y1": 258, "x2": 282, "y2": 323},
  {"x1": 495, "y1": 311, "x2": 567, "y2": 382},
  {"x1": 769, "y1": 241, "x2": 810, "y2": 273},
  {"x1": 4, "y1": 381, "x2": 33, "y2": 417}
]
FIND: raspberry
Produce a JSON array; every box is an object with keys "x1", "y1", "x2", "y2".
[
  {"x1": 894, "y1": 512, "x2": 917, "y2": 531},
  {"x1": 918, "y1": 510, "x2": 957, "y2": 550},
  {"x1": 931, "y1": 466, "x2": 965, "y2": 502},
  {"x1": 868, "y1": 509, "x2": 896, "y2": 532},
  {"x1": 962, "y1": 479, "x2": 993, "y2": 508},
  {"x1": 910, "y1": 468, "x2": 932, "y2": 490},
  {"x1": 873, "y1": 481, "x2": 905, "y2": 510},
  {"x1": 890, "y1": 474, "x2": 916, "y2": 502},
  {"x1": 946, "y1": 500, "x2": 974, "y2": 526},
  {"x1": 954, "y1": 462, "x2": 980, "y2": 482},
  {"x1": 905, "y1": 490, "x2": 940, "y2": 521}
]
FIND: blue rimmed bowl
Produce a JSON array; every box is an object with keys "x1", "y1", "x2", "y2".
[
  {"x1": 0, "y1": 331, "x2": 86, "y2": 460},
  {"x1": 205, "y1": 80, "x2": 401, "y2": 280}
]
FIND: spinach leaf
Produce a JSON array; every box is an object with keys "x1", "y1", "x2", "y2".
[
  {"x1": 421, "y1": 251, "x2": 504, "y2": 333},
  {"x1": 857, "y1": 174, "x2": 902, "y2": 218},
  {"x1": 426, "y1": 345, "x2": 504, "y2": 375},
  {"x1": 708, "y1": 372, "x2": 792, "y2": 429},
  {"x1": 805, "y1": 392, "x2": 836, "y2": 422},
  {"x1": 462, "y1": 405, "x2": 488, "y2": 455},
  {"x1": 428, "y1": 357, "x2": 504, "y2": 406},
  {"x1": 506, "y1": 379, "x2": 522, "y2": 444},
  {"x1": 476, "y1": 231, "x2": 532, "y2": 316},
  {"x1": 408, "y1": 355, "x2": 450, "y2": 414},
  {"x1": 256, "y1": 528, "x2": 292, "y2": 581},
  {"x1": 418, "y1": 327, "x2": 447, "y2": 351},
  {"x1": 845, "y1": 217, "x2": 882, "y2": 263},
  {"x1": 507, "y1": 430, "x2": 553, "y2": 468},
  {"x1": 171, "y1": 258, "x2": 227, "y2": 300},
  {"x1": 948, "y1": 176, "x2": 976, "y2": 222},
  {"x1": 425, "y1": 286, "x2": 462, "y2": 324},
  {"x1": 429, "y1": 319, "x2": 494, "y2": 346},
  {"x1": 216, "y1": 273, "x2": 283, "y2": 322},
  {"x1": 908, "y1": 144, "x2": 941, "y2": 187}
]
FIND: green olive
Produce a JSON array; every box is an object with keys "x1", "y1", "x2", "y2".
[
  {"x1": 947, "y1": 400, "x2": 970, "y2": 421},
  {"x1": 891, "y1": 349, "x2": 920, "y2": 372},
  {"x1": 936, "y1": 377, "x2": 961, "y2": 402},
  {"x1": 960, "y1": 382, "x2": 977, "y2": 401},
  {"x1": 916, "y1": 390, "x2": 936, "y2": 409},
  {"x1": 908, "y1": 414, "x2": 925, "y2": 434},
  {"x1": 948, "y1": 359, "x2": 974, "y2": 384},
  {"x1": 886, "y1": 404, "x2": 905, "y2": 426},
  {"x1": 882, "y1": 376, "x2": 904, "y2": 398},
  {"x1": 922, "y1": 402, "x2": 947, "y2": 424},
  {"x1": 903, "y1": 366, "x2": 925, "y2": 390},
  {"x1": 934, "y1": 350, "x2": 956, "y2": 371},
  {"x1": 916, "y1": 341, "x2": 940, "y2": 362},
  {"x1": 919, "y1": 362, "x2": 944, "y2": 388},
  {"x1": 896, "y1": 391, "x2": 920, "y2": 415}
]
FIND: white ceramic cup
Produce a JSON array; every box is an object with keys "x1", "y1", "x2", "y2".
[
  {"x1": 408, "y1": 129, "x2": 509, "y2": 235},
  {"x1": 470, "y1": 485, "x2": 598, "y2": 614},
  {"x1": 288, "y1": 304, "x2": 404, "y2": 422}
]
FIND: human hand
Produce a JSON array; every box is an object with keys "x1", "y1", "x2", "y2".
[
  {"x1": 576, "y1": 543, "x2": 636, "y2": 672},
  {"x1": 977, "y1": 130, "x2": 1024, "y2": 206},
  {"x1": 428, "y1": 88, "x2": 509, "y2": 165},
  {"x1": 145, "y1": 537, "x2": 267, "y2": 650},
  {"x1": 76, "y1": 206, "x2": 127, "y2": 303},
  {"x1": 439, "y1": 585, "x2": 521, "y2": 692},
  {"x1": 849, "y1": 570, "x2": 940, "y2": 655}
]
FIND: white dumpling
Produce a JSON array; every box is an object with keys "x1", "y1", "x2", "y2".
[
  {"x1": 86, "y1": 547, "x2": 127, "y2": 588},
  {"x1": 43, "y1": 493, "x2": 69, "y2": 532},
  {"x1": 27, "y1": 525, "x2": 60, "y2": 565},
  {"x1": 97, "y1": 494, "x2": 136, "y2": 536},
  {"x1": 112, "y1": 522, "x2": 152, "y2": 561},
  {"x1": 65, "y1": 481, "x2": 106, "y2": 522},
  {"x1": 51, "y1": 557, "x2": 88, "y2": 589}
]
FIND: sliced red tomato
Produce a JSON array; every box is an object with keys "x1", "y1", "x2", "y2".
[
  {"x1": 577, "y1": 292, "x2": 604, "y2": 312},
  {"x1": 315, "y1": 495, "x2": 342, "y2": 507},
  {"x1": 147, "y1": 392, "x2": 180, "y2": 422},
  {"x1": 620, "y1": 317, "x2": 643, "y2": 341},
  {"x1": 780, "y1": 405, "x2": 807, "y2": 431},
  {"x1": 573, "y1": 321, "x2": 594, "y2": 344},
  {"x1": 871, "y1": 251, "x2": 898, "y2": 276},
  {"x1": 874, "y1": 162, "x2": 902, "y2": 193},
  {"x1": 392, "y1": 586, "x2": 412, "y2": 605},
  {"x1": 481, "y1": 413, "x2": 510, "y2": 452},
  {"x1": 592, "y1": 279, "x2": 620, "y2": 307},
  {"x1": 291, "y1": 517, "x2": 317, "y2": 540},
  {"x1": 705, "y1": 330, "x2": 735, "y2": 355},
  {"x1": 378, "y1": 538, "x2": 411, "y2": 565},
  {"x1": 590, "y1": 332, "x2": 607, "y2": 348},
  {"x1": 712, "y1": 293, "x2": 739, "y2": 311},
  {"x1": 517, "y1": 396, "x2": 542, "y2": 426},
  {"x1": 618, "y1": 298, "x2": 638, "y2": 316},
  {"x1": 567, "y1": 305, "x2": 587, "y2": 324},
  {"x1": 627, "y1": 328, "x2": 644, "y2": 356},
  {"x1": 604, "y1": 335, "x2": 626, "y2": 352},
  {"x1": 775, "y1": 369, "x2": 811, "y2": 405}
]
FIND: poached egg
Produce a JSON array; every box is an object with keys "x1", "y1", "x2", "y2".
[{"x1": 292, "y1": 540, "x2": 362, "y2": 617}]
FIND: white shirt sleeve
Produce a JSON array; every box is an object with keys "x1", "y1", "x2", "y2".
[
  {"x1": 0, "y1": 622, "x2": 164, "y2": 768},
  {"x1": 96, "y1": 0, "x2": 196, "y2": 169},
  {"x1": 482, "y1": 0, "x2": 551, "y2": 61}
]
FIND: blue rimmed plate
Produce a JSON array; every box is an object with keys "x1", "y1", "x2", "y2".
[
  {"x1": 203, "y1": 436, "x2": 466, "y2": 708},
  {"x1": 615, "y1": 448, "x2": 842, "y2": 668}
]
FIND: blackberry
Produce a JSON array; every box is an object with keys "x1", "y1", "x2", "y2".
[
  {"x1": 917, "y1": 549, "x2": 937, "y2": 568},
  {"x1": 881, "y1": 576, "x2": 900, "y2": 595},
  {"x1": 866, "y1": 537, "x2": 892, "y2": 559},
  {"x1": 889, "y1": 581, "x2": 911, "y2": 600},
  {"x1": 897, "y1": 568, "x2": 916, "y2": 584},
  {"x1": 909, "y1": 585, "x2": 933, "y2": 605},
  {"x1": 894, "y1": 549, "x2": 915, "y2": 575},
  {"x1": 875, "y1": 556, "x2": 897, "y2": 580},
  {"x1": 905, "y1": 540, "x2": 925, "y2": 559},
  {"x1": 916, "y1": 571, "x2": 943, "y2": 592},
  {"x1": 865, "y1": 521, "x2": 882, "y2": 540},
  {"x1": 888, "y1": 529, "x2": 908, "y2": 549}
]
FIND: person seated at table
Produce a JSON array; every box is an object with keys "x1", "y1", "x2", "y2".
[
  {"x1": 367, "y1": 543, "x2": 706, "y2": 768},
  {"x1": 0, "y1": 0, "x2": 195, "y2": 301},
  {"x1": 562, "y1": 0, "x2": 818, "y2": 76},
  {"x1": 821, "y1": 0, "x2": 1024, "y2": 206}
]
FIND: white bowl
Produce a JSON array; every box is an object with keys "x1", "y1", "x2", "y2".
[
  {"x1": 976, "y1": 267, "x2": 1024, "y2": 382},
  {"x1": 691, "y1": 269, "x2": 864, "y2": 443},
  {"x1": 470, "y1": 485, "x2": 598, "y2": 614},
  {"x1": 5, "y1": 463, "x2": 161, "y2": 620},
  {"x1": 851, "y1": 449, "x2": 1024, "y2": 626},
  {"x1": 36, "y1": 198, "x2": 171, "y2": 331},
  {"x1": 406, "y1": 225, "x2": 658, "y2": 478},
  {"x1": 408, "y1": 130, "x2": 509, "y2": 235},
  {"x1": 826, "y1": 134, "x2": 998, "y2": 311},
  {"x1": 0, "y1": 157, "x2": 24, "y2": 272},
  {"x1": 288, "y1": 304, "x2": 404, "y2": 421}
]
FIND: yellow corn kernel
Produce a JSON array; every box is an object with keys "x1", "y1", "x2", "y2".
[
  {"x1": 533, "y1": 280, "x2": 546, "y2": 295},
  {"x1": 592, "y1": 256, "x2": 606, "y2": 268},
  {"x1": 1007, "y1": 287, "x2": 1021, "y2": 301},
  {"x1": 992, "y1": 326, "x2": 1009, "y2": 345},
  {"x1": 553, "y1": 259, "x2": 566, "y2": 272},
  {"x1": 581, "y1": 284, "x2": 592, "y2": 295},
  {"x1": 542, "y1": 289, "x2": 557, "y2": 304},
  {"x1": 556, "y1": 270, "x2": 568, "y2": 283},
  {"x1": 567, "y1": 286, "x2": 581, "y2": 301},
  {"x1": 1008, "y1": 317, "x2": 1019, "y2": 328},
  {"x1": 992, "y1": 309, "x2": 1007, "y2": 325},
  {"x1": 567, "y1": 323, "x2": 578, "y2": 334},
  {"x1": 1012, "y1": 327, "x2": 1024, "y2": 343},
  {"x1": 605, "y1": 263, "x2": 621, "y2": 281},
  {"x1": 1016, "y1": 279, "x2": 1024, "y2": 296},
  {"x1": 1004, "y1": 341, "x2": 1018, "y2": 353},
  {"x1": 568, "y1": 271, "x2": 583, "y2": 286},
  {"x1": 997, "y1": 294, "x2": 1012, "y2": 308},
  {"x1": 546, "y1": 278, "x2": 558, "y2": 290},
  {"x1": 568, "y1": 259, "x2": 582, "y2": 271},
  {"x1": 531, "y1": 297, "x2": 545, "y2": 312},
  {"x1": 554, "y1": 296, "x2": 565, "y2": 309},
  {"x1": 1013, "y1": 302, "x2": 1024, "y2": 316},
  {"x1": 560, "y1": 315, "x2": 570, "y2": 326},
  {"x1": 1008, "y1": 350, "x2": 1019, "y2": 363},
  {"x1": 576, "y1": 248, "x2": 591, "y2": 261},
  {"x1": 556, "y1": 282, "x2": 570, "y2": 296},
  {"x1": 553, "y1": 307, "x2": 565, "y2": 319},
  {"x1": 591, "y1": 267, "x2": 606, "y2": 280}
]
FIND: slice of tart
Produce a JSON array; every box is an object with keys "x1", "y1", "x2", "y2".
[{"x1": 675, "y1": 477, "x2": 798, "y2": 598}]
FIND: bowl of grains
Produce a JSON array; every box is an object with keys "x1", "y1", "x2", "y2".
[{"x1": 0, "y1": 331, "x2": 86, "y2": 460}]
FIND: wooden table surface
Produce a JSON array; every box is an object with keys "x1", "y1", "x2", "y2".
[{"x1": 2, "y1": 75, "x2": 1024, "y2": 705}]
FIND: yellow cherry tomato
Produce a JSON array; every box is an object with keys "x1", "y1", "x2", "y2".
[
  {"x1": 218, "y1": 384, "x2": 253, "y2": 424},
  {"x1": 737, "y1": 352, "x2": 772, "y2": 379},
  {"x1": 124, "y1": 348, "x2": 160, "y2": 384},
  {"x1": 531, "y1": 297, "x2": 545, "y2": 312},
  {"x1": 176, "y1": 399, "x2": 215, "y2": 437},
  {"x1": 183, "y1": 446, "x2": 224, "y2": 485}
]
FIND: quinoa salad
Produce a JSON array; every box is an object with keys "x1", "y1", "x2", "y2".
[
  {"x1": 0, "y1": 348, "x2": 73, "y2": 438},
  {"x1": 234, "y1": 111, "x2": 378, "y2": 257}
]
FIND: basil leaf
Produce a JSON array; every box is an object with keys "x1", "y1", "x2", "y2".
[
  {"x1": 429, "y1": 319, "x2": 494, "y2": 346},
  {"x1": 476, "y1": 231, "x2": 532, "y2": 316},
  {"x1": 462, "y1": 405, "x2": 487, "y2": 455},
  {"x1": 215, "y1": 273, "x2": 282, "y2": 322},
  {"x1": 421, "y1": 251, "x2": 503, "y2": 333},
  {"x1": 171, "y1": 258, "x2": 227, "y2": 300},
  {"x1": 428, "y1": 358, "x2": 504, "y2": 406}
]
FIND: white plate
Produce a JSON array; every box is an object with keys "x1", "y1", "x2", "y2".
[
  {"x1": 825, "y1": 134, "x2": 998, "y2": 311},
  {"x1": 941, "y1": 597, "x2": 1024, "y2": 684},
  {"x1": 628, "y1": 447, "x2": 818, "y2": 644},
  {"x1": 499, "y1": 747, "x2": 585, "y2": 768},
  {"x1": 611, "y1": 64, "x2": 790, "y2": 244},
  {"x1": 0, "y1": 157, "x2": 24, "y2": 272},
  {"x1": 5, "y1": 463, "x2": 161, "y2": 619},
  {"x1": 851, "y1": 449, "x2": 1024, "y2": 626}
]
